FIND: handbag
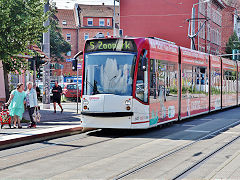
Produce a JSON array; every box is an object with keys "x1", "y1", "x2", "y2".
[{"x1": 33, "y1": 107, "x2": 41, "y2": 122}]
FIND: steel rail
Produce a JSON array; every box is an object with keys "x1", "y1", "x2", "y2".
[
  {"x1": 173, "y1": 134, "x2": 240, "y2": 180},
  {"x1": 113, "y1": 119, "x2": 240, "y2": 180}
]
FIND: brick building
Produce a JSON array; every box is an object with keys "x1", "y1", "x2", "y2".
[
  {"x1": 119, "y1": 0, "x2": 237, "y2": 55},
  {"x1": 197, "y1": 0, "x2": 225, "y2": 54},
  {"x1": 53, "y1": 3, "x2": 119, "y2": 78},
  {"x1": 54, "y1": 8, "x2": 79, "y2": 77},
  {"x1": 221, "y1": 4, "x2": 237, "y2": 53}
]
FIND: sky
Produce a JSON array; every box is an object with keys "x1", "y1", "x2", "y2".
[{"x1": 52, "y1": 0, "x2": 119, "y2": 9}]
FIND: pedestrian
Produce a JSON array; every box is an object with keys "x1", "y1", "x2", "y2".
[
  {"x1": 26, "y1": 82, "x2": 38, "y2": 128},
  {"x1": 52, "y1": 81, "x2": 63, "y2": 113},
  {"x1": 5, "y1": 83, "x2": 26, "y2": 128},
  {"x1": 36, "y1": 85, "x2": 40, "y2": 100}
]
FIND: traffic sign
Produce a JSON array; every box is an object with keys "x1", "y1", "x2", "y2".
[
  {"x1": 66, "y1": 58, "x2": 74, "y2": 62},
  {"x1": 77, "y1": 63, "x2": 82, "y2": 69}
]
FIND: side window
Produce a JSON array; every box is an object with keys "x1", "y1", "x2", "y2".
[
  {"x1": 136, "y1": 50, "x2": 148, "y2": 103},
  {"x1": 150, "y1": 59, "x2": 157, "y2": 99}
]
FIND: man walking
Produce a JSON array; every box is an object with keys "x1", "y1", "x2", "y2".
[{"x1": 52, "y1": 81, "x2": 63, "y2": 113}]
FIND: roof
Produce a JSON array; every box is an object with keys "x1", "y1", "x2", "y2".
[
  {"x1": 55, "y1": 9, "x2": 78, "y2": 29},
  {"x1": 77, "y1": 4, "x2": 120, "y2": 28},
  {"x1": 78, "y1": 4, "x2": 119, "y2": 17},
  {"x1": 29, "y1": 45, "x2": 49, "y2": 60}
]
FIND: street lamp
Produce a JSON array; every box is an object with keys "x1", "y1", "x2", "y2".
[{"x1": 190, "y1": 0, "x2": 210, "y2": 50}]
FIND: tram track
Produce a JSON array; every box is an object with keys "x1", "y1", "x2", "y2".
[
  {"x1": 113, "y1": 119, "x2": 240, "y2": 180},
  {"x1": 172, "y1": 133, "x2": 240, "y2": 180},
  {"x1": 0, "y1": 128, "x2": 122, "y2": 159}
]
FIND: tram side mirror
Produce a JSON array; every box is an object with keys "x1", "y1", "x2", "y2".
[{"x1": 141, "y1": 50, "x2": 148, "y2": 71}]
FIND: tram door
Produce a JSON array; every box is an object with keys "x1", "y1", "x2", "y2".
[{"x1": 149, "y1": 59, "x2": 179, "y2": 126}]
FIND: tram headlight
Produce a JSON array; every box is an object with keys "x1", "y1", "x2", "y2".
[
  {"x1": 83, "y1": 99, "x2": 89, "y2": 105},
  {"x1": 125, "y1": 100, "x2": 131, "y2": 105}
]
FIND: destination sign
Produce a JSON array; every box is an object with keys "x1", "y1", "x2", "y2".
[{"x1": 85, "y1": 39, "x2": 137, "y2": 53}]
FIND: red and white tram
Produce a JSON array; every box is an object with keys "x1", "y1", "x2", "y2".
[{"x1": 80, "y1": 37, "x2": 240, "y2": 129}]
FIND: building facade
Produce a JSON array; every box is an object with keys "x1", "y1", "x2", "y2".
[
  {"x1": 197, "y1": 0, "x2": 225, "y2": 54},
  {"x1": 120, "y1": 0, "x2": 237, "y2": 55},
  {"x1": 53, "y1": 3, "x2": 119, "y2": 78}
]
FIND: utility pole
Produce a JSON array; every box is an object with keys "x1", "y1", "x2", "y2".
[
  {"x1": 191, "y1": 6, "x2": 195, "y2": 50},
  {"x1": 42, "y1": 0, "x2": 51, "y2": 109},
  {"x1": 33, "y1": 56, "x2": 37, "y2": 88},
  {"x1": 113, "y1": 0, "x2": 116, "y2": 37}
]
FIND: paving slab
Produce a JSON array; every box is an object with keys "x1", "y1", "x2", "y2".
[{"x1": 0, "y1": 103, "x2": 83, "y2": 150}]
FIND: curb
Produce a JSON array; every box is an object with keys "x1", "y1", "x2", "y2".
[{"x1": 0, "y1": 126, "x2": 83, "y2": 151}]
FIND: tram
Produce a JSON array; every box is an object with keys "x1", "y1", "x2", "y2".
[{"x1": 80, "y1": 37, "x2": 239, "y2": 129}]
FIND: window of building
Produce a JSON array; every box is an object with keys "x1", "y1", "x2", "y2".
[
  {"x1": 87, "y1": 18, "x2": 93, "y2": 26},
  {"x1": 107, "y1": 19, "x2": 111, "y2": 26},
  {"x1": 207, "y1": 4, "x2": 211, "y2": 19},
  {"x1": 207, "y1": 25, "x2": 211, "y2": 41},
  {"x1": 99, "y1": 19, "x2": 105, "y2": 26},
  {"x1": 62, "y1": 20, "x2": 67, "y2": 25},
  {"x1": 66, "y1": 51, "x2": 71, "y2": 56},
  {"x1": 84, "y1": 33, "x2": 89, "y2": 40},
  {"x1": 66, "y1": 33, "x2": 71, "y2": 41}
]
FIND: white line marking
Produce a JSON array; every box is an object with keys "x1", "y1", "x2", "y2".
[
  {"x1": 182, "y1": 125, "x2": 196, "y2": 127},
  {"x1": 185, "y1": 130, "x2": 210, "y2": 133}
]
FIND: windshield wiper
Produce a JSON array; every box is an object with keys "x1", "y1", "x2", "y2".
[
  {"x1": 93, "y1": 80, "x2": 99, "y2": 95},
  {"x1": 109, "y1": 75, "x2": 117, "y2": 89}
]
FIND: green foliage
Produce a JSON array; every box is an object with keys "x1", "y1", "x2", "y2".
[
  {"x1": 170, "y1": 86, "x2": 178, "y2": 94},
  {"x1": 50, "y1": 18, "x2": 71, "y2": 61},
  {"x1": 38, "y1": 15, "x2": 71, "y2": 61},
  {"x1": 225, "y1": 32, "x2": 240, "y2": 60},
  {"x1": 211, "y1": 87, "x2": 221, "y2": 95},
  {"x1": 0, "y1": 0, "x2": 48, "y2": 72}
]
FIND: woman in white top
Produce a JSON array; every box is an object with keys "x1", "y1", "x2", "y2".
[{"x1": 25, "y1": 82, "x2": 38, "y2": 128}]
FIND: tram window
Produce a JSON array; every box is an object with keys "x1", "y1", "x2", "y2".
[
  {"x1": 148, "y1": 59, "x2": 179, "y2": 105},
  {"x1": 136, "y1": 51, "x2": 148, "y2": 103},
  {"x1": 211, "y1": 68, "x2": 221, "y2": 95},
  {"x1": 182, "y1": 65, "x2": 208, "y2": 98},
  {"x1": 150, "y1": 59, "x2": 157, "y2": 99},
  {"x1": 223, "y1": 70, "x2": 236, "y2": 93}
]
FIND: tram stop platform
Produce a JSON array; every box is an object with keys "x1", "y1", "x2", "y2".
[{"x1": 0, "y1": 103, "x2": 83, "y2": 150}]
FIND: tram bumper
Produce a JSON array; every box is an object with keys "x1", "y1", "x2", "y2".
[{"x1": 81, "y1": 95, "x2": 133, "y2": 128}]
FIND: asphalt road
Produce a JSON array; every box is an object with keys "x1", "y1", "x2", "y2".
[
  {"x1": 1, "y1": 107, "x2": 240, "y2": 179},
  {"x1": 39, "y1": 102, "x2": 80, "y2": 112}
]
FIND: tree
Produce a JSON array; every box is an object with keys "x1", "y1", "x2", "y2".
[
  {"x1": 0, "y1": 0, "x2": 48, "y2": 72},
  {"x1": 0, "y1": 0, "x2": 48, "y2": 99},
  {"x1": 225, "y1": 32, "x2": 240, "y2": 59},
  {"x1": 49, "y1": 18, "x2": 71, "y2": 61}
]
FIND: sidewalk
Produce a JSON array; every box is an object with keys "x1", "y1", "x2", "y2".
[{"x1": 0, "y1": 103, "x2": 83, "y2": 150}]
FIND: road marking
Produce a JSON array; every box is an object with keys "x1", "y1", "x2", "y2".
[
  {"x1": 222, "y1": 131, "x2": 240, "y2": 135},
  {"x1": 185, "y1": 130, "x2": 210, "y2": 133},
  {"x1": 199, "y1": 119, "x2": 212, "y2": 121},
  {"x1": 182, "y1": 124, "x2": 196, "y2": 127}
]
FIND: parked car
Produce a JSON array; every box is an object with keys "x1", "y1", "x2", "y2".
[{"x1": 60, "y1": 83, "x2": 81, "y2": 101}]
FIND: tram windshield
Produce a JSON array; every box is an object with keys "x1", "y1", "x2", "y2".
[{"x1": 83, "y1": 52, "x2": 136, "y2": 96}]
